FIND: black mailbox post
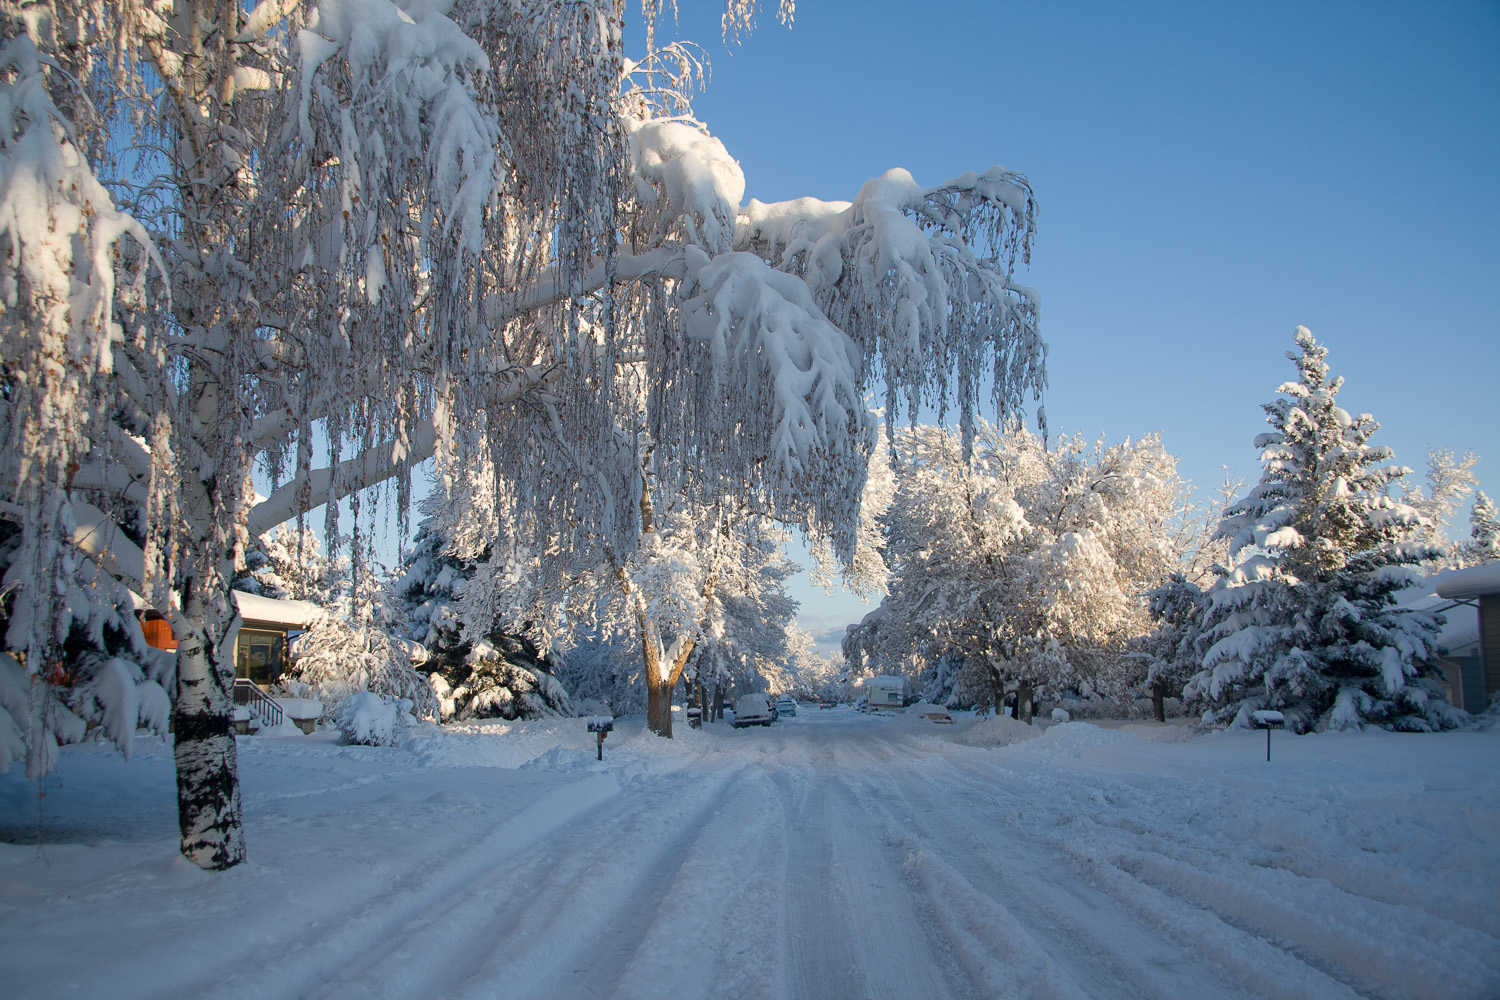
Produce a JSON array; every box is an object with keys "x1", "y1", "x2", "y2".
[
  {"x1": 587, "y1": 716, "x2": 613, "y2": 760},
  {"x1": 1252, "y1": 709, "x2": 1285, "y2": 761}
]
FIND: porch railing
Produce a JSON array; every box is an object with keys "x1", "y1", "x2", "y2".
[{"x1": 233, "y1": 678, "x2": 283, "y2": 730}]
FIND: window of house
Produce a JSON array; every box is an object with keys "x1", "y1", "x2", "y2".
[{"x1": 236, "y1": 629, "x2": 286, "y2": 686}]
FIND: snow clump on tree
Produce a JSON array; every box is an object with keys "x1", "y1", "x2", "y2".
[{"x1": 1186, "y1": 327, "x2": 1467, "y2": 734}]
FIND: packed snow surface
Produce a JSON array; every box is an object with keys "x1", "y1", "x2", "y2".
[{"x1": 2, "y1": 710, "x2": 1497, "y2": 999}]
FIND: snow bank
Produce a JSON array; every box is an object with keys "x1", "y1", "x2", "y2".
[{"x1": 952, "y1": 714, "x2": 1042, "y2": 748}]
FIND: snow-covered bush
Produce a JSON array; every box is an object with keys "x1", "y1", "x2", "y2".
[
  {"x1": 287, "y1": 614, "x2": 439, "y2": 722},
  {"x1": 0, "y1": 517, "x2": 176, "y2": 777},
  {"x1": 334, "y1": 692, "x2": 415, "y2": 747}
]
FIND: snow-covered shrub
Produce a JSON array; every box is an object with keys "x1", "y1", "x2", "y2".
[
  {"x1": 0, "y1": 517, "x2": 176, "y2": 777},
  {"x1": 334, "y1": 692, "x2": 415, "y2": 747},
  {"x1": 287, "y1": 615, "x2": 439, "y2": 722}
]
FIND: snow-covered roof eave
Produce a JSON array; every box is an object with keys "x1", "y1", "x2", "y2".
[
  {"x1": 233, "y1": 590, "x2": 325, "y2": 629},
  {"x1": 1433, "y1": 563, "x2": 1500, "y2": 600}
]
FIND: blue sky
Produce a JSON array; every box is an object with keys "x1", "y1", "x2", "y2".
[{"x1": 642, "y1": 1, "x2": 1500, "y2": 650}]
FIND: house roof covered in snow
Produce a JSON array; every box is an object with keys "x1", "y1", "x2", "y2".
[
  {"x1": 233, "y1": 590, "x2": 325, "y2": 629},
  {"x1": 1433, "y1": 563, "x2": 1500, "y2": 600}
]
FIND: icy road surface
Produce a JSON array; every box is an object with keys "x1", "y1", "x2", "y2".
[{"x1": 2, "y1": 709, "x2": 1498, "y2": 999}]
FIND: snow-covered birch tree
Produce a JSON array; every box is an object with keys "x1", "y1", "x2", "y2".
[{"x1": 2, "y1": 0, "x2": 1046, "y2": 867}]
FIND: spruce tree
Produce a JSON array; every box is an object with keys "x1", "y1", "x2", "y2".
[
  {"x1": 1187, "y1": 327, "x2": 1466, "y2": 732},
  {"x1": 1459, "y1": 492, "x2": 1499, "y2": 567},
  {"x1": 389, "y1": 503, "x2": 571, "y2": 721}
]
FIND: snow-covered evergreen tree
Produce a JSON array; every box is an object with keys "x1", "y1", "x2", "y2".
[
  {"x1": 1456, "y1": 492, "x2": 1499, "y2": 567},
  {"x1": 0, "y1": 518, "x2": 174, "y2": 777},
  {"x1": 1136, "y1": 573, "x2": 1209, "y2": 721},
  {"x1": 236, "y1": 524, "x2": 346, "y2": 605},
  {"x1": 389, "y1": 489, "x2": 572, "y2": 722},
  {"x1": 1186, "y1": 327, "x2": 1465, "y2": 733}
]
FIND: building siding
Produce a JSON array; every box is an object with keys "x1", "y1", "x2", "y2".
[{"x1": 1483, "y1": 596, "x2": 1500, "y2": 707}]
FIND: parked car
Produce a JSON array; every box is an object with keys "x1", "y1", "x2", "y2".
[
  {"x1": 775, "y1": 697, "x2": 797, "y2": 718},
  {"x1": 731, "y1": 693, "x2": 774, "y2": 728},
  {"x1": 819, "y1": 698, "x2": 836, "y2": 710}
]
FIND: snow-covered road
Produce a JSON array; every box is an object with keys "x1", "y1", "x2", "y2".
[{"x1": 2, "y1": 710, "x2": 1497, "y2": 999}]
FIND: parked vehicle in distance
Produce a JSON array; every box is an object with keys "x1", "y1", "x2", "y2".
[
  {"x1": 731, "y1": 693, "x2": 774, "y2": 728},
  {"x1": 863, "y1": 675, "x2": 905, "y2": 714},
  {"x1": 819, "y1": 698, "x2": 836, "y2": 709},
  {"x1": 775, "y1": 697, "x2": 797, "y2": 718}
]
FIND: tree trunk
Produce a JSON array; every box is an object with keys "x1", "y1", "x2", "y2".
[
  {"x1": 712, "y1": 685, "x2": 724, "y2": 722},
  {"x1": 640, "y1": 607, "x2": 672, "y2": 738},
  {"x1": 1017, "y1": 680, "x2": 1034, "y2": 725},
  {"x1": 170, "y1": 587, "x2": 246, "y2": 871},
  {"x1": 645, "y1": 668, "x2": 674, "y2": 738},
  {"x1": 1151, "y1": 680, "x2": 1166, "y2": 723},
  {"x1": 639, "y1": 608, "x2": 700, "y2": 738}
]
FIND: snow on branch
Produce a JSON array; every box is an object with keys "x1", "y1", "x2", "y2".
[
  {"x1": 740, "y1": 165, "x2": 1045, "y2": 453},
  {"x1": 662, "y1": 248, "x2": 873, "y2": 555},
  {"x1": 0, "y1": 34, "x2": 163, "y2": 670}
]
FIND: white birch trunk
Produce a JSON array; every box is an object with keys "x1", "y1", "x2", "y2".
[{"x1": 169, "y1": 582, "x2": 245, "y2": 870}]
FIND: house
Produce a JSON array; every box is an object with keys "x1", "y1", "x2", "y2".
[
  {"x1": 137, "y1": 590, "x2": 324, "y2": 686},
  {"x1": 1433, "y1": 564, "x2": 1500, "y2": 713},
  {"x1": 231, "y1": 591, "x2": 324, "y2": 685}
]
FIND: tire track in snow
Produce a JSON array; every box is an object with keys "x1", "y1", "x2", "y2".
[
  {"x1": 854, "y1": 753, "x2": 1270, "y2": 999},
  {"x1": 604, "y1": 765, "x2": 786, "y2": 1000},
  {"x1": 812, "y1": 738, "x2": 986, "y2": 1000},
  {"x1": 915, "y1": 750, "x2": 1366, "y2": 998},
  {"x1": 928, "y1": 748, "x2": 1495, "y2": 999},
  {"x1": 437, "y1": 763, "x2": 751, "y2": 999},
  {"x1": 304, "y1": 767, "x2": 734, "y2": 1000},
  {"x1": 192, "y1": 769, "x2": 628, "y2": 1000},
  {"x1": 768, "y1": 762, "x2": 870, "y2": 1000}
]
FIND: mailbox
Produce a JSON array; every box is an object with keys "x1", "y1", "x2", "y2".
[
  {"x1": 1251, "y1": 709, "x2": 1285, "y2": 761},
  {"x1": 587, "y1": 716, "x2": 614, "y2": 760}
]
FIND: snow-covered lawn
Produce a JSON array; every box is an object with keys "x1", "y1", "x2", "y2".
[{"x1": 2, "y1": 711, "x2": 1496, "y2": 999}]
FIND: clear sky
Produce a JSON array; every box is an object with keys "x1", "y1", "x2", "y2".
[{"x1": 641, "y1": 1, "x2": 1500, "y2": 653}]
